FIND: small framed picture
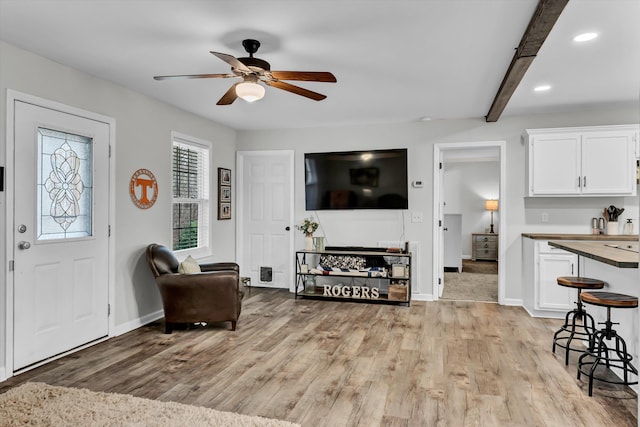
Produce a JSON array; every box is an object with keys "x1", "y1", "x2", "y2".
[
  {"x1": 391, "y1": 264, "x2": 406, "y2": 278},
  {"x1": 219, "y1": 168, "x2": 231, "y2": 186},
  {"x1": 218, "y1": 202, "x2": 231, "y2": 220},
  {"x1": 217, "y1": 168, "x2": 232, "y2": 220},
  {"x1": 219, "y1": 185, "x2": 231, "y2": 202}
]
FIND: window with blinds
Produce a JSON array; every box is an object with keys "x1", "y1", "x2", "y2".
[{"x1": 172, "y1": 136, "x2": 210, "y2": 253}]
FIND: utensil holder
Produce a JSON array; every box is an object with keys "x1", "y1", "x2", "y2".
[{"x1": 607, "y1": 221, "x2": 619, "y2": 235}]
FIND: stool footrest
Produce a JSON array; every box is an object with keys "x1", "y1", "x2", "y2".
[
  {"x1": 577, "y1": 330, "x2": 638, "y2": 396},
  {"x1": 552, "y1": 309, "x2": 597, "y2": 365}
]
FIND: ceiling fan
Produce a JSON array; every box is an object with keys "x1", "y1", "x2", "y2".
[{"x1": 153, "y1": 39, "x2": 337, "y2": 105}]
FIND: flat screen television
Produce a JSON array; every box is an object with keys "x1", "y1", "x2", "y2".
[{"x1": 304, "y1": 148, "x2": 408, "y2": 210}]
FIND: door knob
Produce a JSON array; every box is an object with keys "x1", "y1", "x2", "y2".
[
  {"x1": 18, "y1": 241, "x2": 31, "y2": 250},
  {"x1": 285, "y1": 226, "x2": 291, "y2": 231}
]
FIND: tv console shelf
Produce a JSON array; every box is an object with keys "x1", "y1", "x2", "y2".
[{"x1": 295, "y1": 247, "x2": 411, "y2": 305}]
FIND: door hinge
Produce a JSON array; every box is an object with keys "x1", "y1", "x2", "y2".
[
  {"x1": 108, "y1": 304, "x2": 111, "y2": 316},
  {"x1": 439, "y1": 220, "x2": 442, "y2": 227},
  {"x1": 9, "y1": 260, "x2": 14, "y2": 272},
  {"x1": 108, "y1": 225, "x2": 111, "y2": 237},
  {"x1": 439, "y1": 162, "x2": 443, "y2": 170},
  {"x1": 438, "y1": 277, "x2": 442, "y2": 285},
  {"x1": 109, "y1": 145, "x2": 112, "y2": 157}
]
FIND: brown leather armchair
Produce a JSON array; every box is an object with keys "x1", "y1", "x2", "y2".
[{"x1": 146, "y1": 243, "x2": 244, "y2": 333}]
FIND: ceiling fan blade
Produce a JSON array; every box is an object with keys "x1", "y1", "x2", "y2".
[
  {"x1": 270, "y1": 71, "x2": 337, "y2": 83},
  {"x1": 265, "y1": 80, "x2": 327, "y2": 101},
  {"x1": 210, "y1": 51, "x2": 252, "y2": 73},
  {"x1": 153, "y1": 73, "x2": 235, "y2": 80},
  {"x1": 217, "y1": 83, "x2": 240, "y2": 105}
]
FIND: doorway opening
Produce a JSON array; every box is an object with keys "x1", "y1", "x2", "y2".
[{"x1": 432, "y1": 141, "x2": 506, "y2": 303}]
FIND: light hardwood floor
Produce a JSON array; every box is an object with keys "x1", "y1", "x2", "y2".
[{"x1": 1, "y1": 288, "x2": 636, "y2": 426}]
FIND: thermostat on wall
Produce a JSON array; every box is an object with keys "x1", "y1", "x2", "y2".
[{"x1": 412, "y1": 180, "x2": 424, "y2": 188}]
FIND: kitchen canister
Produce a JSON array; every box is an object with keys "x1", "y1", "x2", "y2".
[
  {"x1": 624, "y1": 219, "x2": 634, "y2": 235},
  {"x1": 607, "y1": 221, "x2": 619, "y2": 235}
]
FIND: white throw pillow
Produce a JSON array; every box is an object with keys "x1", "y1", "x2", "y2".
[{"x1": 178, "y1": 255, "x2": 201, "y2": 274}]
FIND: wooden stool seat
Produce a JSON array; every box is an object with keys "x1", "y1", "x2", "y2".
[
  {"x1": 580, "y1": 291, "x2": 638, "y2": 309},
  {"x1": 556, "y1": 276, "x2": 605, "y2": 289}
]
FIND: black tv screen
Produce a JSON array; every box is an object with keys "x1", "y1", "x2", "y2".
[{"x1": 304, "y1": 148, "x2": 408, "y2": 210}]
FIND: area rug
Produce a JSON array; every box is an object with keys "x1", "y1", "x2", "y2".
[
  {"x1": 0, "y1": 382, "x2": 301, "y2": 427},
  {"x1": 442, "y1": 272, "x2": 498, "y2": 302}
]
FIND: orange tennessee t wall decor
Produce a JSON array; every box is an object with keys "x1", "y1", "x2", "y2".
[{"x1": 130, "y1": 168, "x2": 158, "y2": 209}]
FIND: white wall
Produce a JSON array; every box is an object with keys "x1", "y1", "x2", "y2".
[
  {"x1": 0, "y1": 41, "x2": 238, "y2": 375},
  {"x1": 236, "y1": 108, "x2": 639, "y2": 302},
  {"x1": 444, "y1": 160, "x2": 500, "y2": 257}
]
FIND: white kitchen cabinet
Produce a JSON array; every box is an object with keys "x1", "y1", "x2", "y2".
[
  {"x1": 525, "y1": 125, "x2": 639, "y2": 197},
  {"x1": 537, "y1": 250, "x2": 576, "y2": 312},
  {"x1": 523, "y1": 239, "x2": 578, "y2": 318}
]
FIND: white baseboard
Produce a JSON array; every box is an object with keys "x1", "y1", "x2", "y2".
[
  {"x1": 0, "y1": 367, "x2": 6, "y2": 383},
  {"x1": 411, "y1": 293, "x2": 433, "y2": 302},
  {"x1": 501, "y1": 298, "x2": 523, "y2": 307},
  {"x1": 114, "y1": 309, "x2": 164, "y2": 336}
]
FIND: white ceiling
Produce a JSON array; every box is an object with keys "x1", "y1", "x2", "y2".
[{"x1": 0, "y1": 0, "x2": 638, "y2": 131}]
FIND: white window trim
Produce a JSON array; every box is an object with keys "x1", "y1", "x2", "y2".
[{"x1": 171, "y1": 131, "x2": 212, "y2": 260}]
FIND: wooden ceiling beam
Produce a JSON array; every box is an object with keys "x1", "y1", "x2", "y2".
[{"x1": 485, "y1": 0, "x2": 570, "y2": 122}]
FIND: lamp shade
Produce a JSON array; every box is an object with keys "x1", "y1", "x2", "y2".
[
  {"x1": 485, "y1": 199, "x2": 499, "y2": 211},
  {"x1": 236, "y1": 82, "x2": 265, "y2": 102}
]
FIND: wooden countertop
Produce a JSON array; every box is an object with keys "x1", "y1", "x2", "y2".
[
  {"x1": 522, "y1": 233, "x2": 638, "y2": 241},
  {"x1": 548, "y1": 240, "x2": 639, "y2": 268}
]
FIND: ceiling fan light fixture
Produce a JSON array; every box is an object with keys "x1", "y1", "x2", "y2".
[{"x1": 236, "y1": 82, "x2": 265, "y2": 102}]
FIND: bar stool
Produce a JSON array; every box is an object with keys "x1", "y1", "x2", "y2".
[
  {"x1": 552, "y1": 276, "x2": 605, "y2": 365},
  {"x1": 577, "y1": 291, "x2": 638, "y2": 396}
]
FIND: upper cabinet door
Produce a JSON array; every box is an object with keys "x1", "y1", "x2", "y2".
[
  {"x1": 525, "y1": 125, "x2": 639, "y2": 197},
  {"x1": 528, "y1": 133, "x2": 581, "y2": 196},
  {"x1": 581, "y1": 131, "x2": 635, "y2": 195}
]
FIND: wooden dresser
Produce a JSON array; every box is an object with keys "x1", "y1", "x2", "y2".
[{"x1": 472, "y1": 233, "x2": 498, "y2": 261}]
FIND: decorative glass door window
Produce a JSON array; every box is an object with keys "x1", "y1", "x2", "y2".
[{"x1": 37, "y1": 127, "x2": 93, "y2": 240}]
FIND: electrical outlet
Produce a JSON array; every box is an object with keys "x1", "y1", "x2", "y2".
[
  {"x1": 541, "y1": 212, "x2": 549, "y2": 223},
  {"x1": 411, "y1": 212, "x2": 423, "y2": 223}
]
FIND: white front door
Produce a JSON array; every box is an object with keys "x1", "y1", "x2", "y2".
[
  {"x1": 12, "y1": 100, "x2": 110, "y2": 371},
  {"x1": 237, "y1": 151, "x2": 294, "y2": 290}
]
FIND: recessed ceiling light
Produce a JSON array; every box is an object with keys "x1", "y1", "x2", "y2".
[
  {"x1": 573, "y1": 32, "x2": 598, "y2": 42},
  {"x1": 418, "y1": 116, "x2": 432, "y2": 121},
  {"x1": 534, "y1": 85, "x2": 551, "y2": 92}
]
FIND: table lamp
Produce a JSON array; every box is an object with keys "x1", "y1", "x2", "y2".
[{"x1": 485, "y1": 199, "x2": 498, "y2": 233}]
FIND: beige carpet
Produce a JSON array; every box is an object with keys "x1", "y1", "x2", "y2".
[
  {"x1": 442, "y1": 272, "x2": 498, "y2": 302},
  {"x1": 0, "y1": 382, "x2": 301, "y2": 427}
]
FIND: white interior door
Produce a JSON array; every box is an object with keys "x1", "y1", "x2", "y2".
[
  {"x1": 443, "y1": 214, "x2": 462, "y2": 272},
  {"x1": 12, "y1": 100, "x2": 110, "y2": 371},
  {"x1": 237, "y1": 151, "x2": 294, "y2": 290}
]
